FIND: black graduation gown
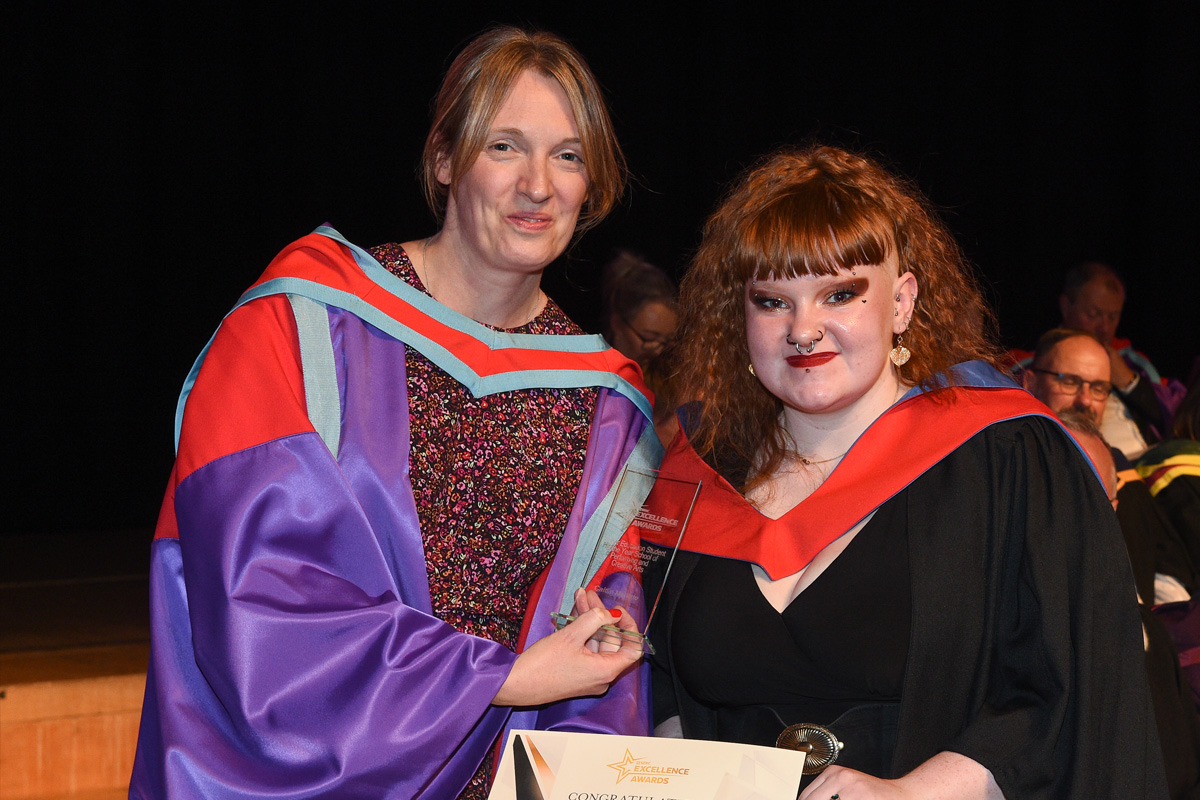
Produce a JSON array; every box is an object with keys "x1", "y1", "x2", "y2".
[{"x1": 650, "y1": 416, "x2": 1168, "y2": 799}]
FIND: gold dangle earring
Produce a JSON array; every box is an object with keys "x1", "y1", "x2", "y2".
[
  {"x1": 748, "y1": 363, "x2": 757, "y2": 377},
  {"x1": 890, "y1": 313, "x2": 913, "y2": 367},
  {"x1": 889, "y1": 335, "x2": 911, "y2": 367}
]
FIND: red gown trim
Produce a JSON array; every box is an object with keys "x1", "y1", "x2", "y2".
[{"x1": 649, "y1": 384, "x2": 1053, "y2": 579}]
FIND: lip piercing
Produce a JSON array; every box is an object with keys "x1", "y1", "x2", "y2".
[{"x1": 787, "y1": 331, "x2": 824, "y2": 354}]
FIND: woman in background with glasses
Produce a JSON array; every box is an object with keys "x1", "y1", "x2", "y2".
[{"x1": 602, "y1": 250, "x2": 679, "y2": 384}]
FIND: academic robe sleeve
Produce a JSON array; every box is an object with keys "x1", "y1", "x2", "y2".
[
  {"x1": 1155, "y1": 476, "x2": 1200, "y2": 553},
  {"x1": 1119, "y1": 373, "x2": 1172, "y2": 440},
  {"x1": 131, "y1": 296, "x2": 518, "y2": 799},
  {"x1": 898, "y1": 417, "x2": 1167, "y2": 798}
]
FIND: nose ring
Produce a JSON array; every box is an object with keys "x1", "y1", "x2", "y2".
[{"x1": 787, "y1": 332, "x2": 824, "y2": 354}]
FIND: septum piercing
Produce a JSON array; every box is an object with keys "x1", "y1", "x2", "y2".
[{"x1": 787, "y1": 332, "x2": 824, "y2": 354}]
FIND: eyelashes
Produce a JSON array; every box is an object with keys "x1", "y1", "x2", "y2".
[
  {"x1": 748, "y1": 279, "x2": 870, "y2": 310},
  {"x1": 825, "y1": 281, "x2": 867, "y2": 305},
  {"x1": 750, "y1": 293, "x2": 789, "y2": 310}
]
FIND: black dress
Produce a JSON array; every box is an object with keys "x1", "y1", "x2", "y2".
[
  {"x1": 649, "y1": 415, "x2": 1170, "y2": 798},
  {"x1": 670, "y1": 489, "x2": 909, "y2": 775}
]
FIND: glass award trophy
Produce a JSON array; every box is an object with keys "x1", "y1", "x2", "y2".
[{"x1": 551, "y1": 466, "x2": 702, "y2": 655}]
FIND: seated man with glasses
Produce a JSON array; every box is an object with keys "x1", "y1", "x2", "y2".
[
  {"x1": 1057, "y1": 262, "x2": 1184, "y2": 458},
  {"x1": 1011, "y1": 263, "x2": 1182, "y2": 459},
  {"x1": 1021, "y1": 328, "x2": 1113, "y2": 425},
  {"x1": 1023, "y1": 328, "x2": 1199, "y2": 606}
]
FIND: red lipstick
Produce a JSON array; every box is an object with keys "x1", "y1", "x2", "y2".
[{"x1": 786, "y1": 353, "x2": 836, "y2": 368}]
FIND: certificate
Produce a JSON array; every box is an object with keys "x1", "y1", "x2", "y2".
[{"x1": 488, "y1": 730, "x2": 807, "y2": 800}]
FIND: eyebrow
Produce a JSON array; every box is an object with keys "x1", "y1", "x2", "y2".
[{"x1": 490, "y1": 127, "x2": 581, "y2": 145}]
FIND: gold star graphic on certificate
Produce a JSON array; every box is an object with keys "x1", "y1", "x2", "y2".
[{"x1": 607, "y1": 749, "x2": 646, "y2": 783}]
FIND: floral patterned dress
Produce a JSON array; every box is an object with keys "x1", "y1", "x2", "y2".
[{"x1": 370, "y1": 243, "x2": 597, "y2": 798}]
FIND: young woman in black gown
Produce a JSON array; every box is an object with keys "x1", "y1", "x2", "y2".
[{"x1": 648, "y1": 145, "x2": 1167, "y2": 799}]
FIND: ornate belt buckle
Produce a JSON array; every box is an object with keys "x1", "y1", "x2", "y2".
[{"x1": 776, "y1": 723, "x2": 844, "y2": 774}]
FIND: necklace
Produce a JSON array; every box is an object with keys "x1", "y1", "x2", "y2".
[
  {"x1": 797, "y1": 449, "x2": 849, "y2": 467},
  {"x1": 417, "y1": 237, "x2": 434, "y2": 294},
  {"x1": 416, "y1": 237, "x2": 544, "y2": 327}
]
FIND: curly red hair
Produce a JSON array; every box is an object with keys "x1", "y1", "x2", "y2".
[{"x1": 665, "y1": 145, "x2": 1002, "y2": 491}]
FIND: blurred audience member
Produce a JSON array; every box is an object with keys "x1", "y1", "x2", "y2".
[
  {"x1": 1025, "y1": 330, "x2": 1198, "y2": 602},
  {"x1": 1057, "y1": 410, "x2": 1200, "y2": 800},
  {"x1": 1060, "y1": 262, "x2": 1186, "y2": 451},
  {"x1": 1139, "y1": 372, "x2": 1200, "y2": 552},
  {"x1": 1021, "y1": 328, "x2": 1112, "y2": 424},
  {"x1": 601, "y1": 250, "x2": 678, "y2": 384},
  {"x1": 1013, "y1": 263, "x2": 1184, "y2": 459}
]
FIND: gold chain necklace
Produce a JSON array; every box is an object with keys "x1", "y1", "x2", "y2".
[
  {"x1": 797, "y1": 449, "x2": 849, "y2": 467},
  {"x1": 417, "y1": 237, "x2": 543, "y2": 326}
]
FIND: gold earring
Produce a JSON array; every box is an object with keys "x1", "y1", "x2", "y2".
[
  {"x1": 889, "y1": 335, "x2": 912, "y2": 367},
  {"x1": 748, "y1": 363, "x2": 756, "y2": 377}
]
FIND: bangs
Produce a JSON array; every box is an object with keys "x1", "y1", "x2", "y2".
[{"x1": 730, "y1": 184, "x2": 894, "y2": 282}]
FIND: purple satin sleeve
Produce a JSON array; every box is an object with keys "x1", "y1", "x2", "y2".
[
  {"x1": 509, "y1": 388, "x2": 654, "y2": 739},
  {"x1": 131, "y1": 434, "x2": 517, "y2": 799},
  {"x1": 131, "y1": 307, "x2": 655, "y2": 800}
]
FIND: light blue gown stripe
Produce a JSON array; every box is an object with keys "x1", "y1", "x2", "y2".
[
  {"x1": 175, "y1": 333, "x2": 218, "y2": 453},
  {"x1": 287, "y1": 295, "x2": 341, "y2": 457},
  {"x1": 315, "y1": 225, "x2": 612, "y2": 355},
  {"x1": 1120, "y1": 346, "x2": 1163, "y2": 384},
  {"x1": 174, "y1": 231, "x2": 654, "y2": 452},
  {"x1": 557, "y1": 423, "x2": 666, "y2": 618},
  {"x1": 246, "y1": 276, "x2": 654, "y2": 420}
]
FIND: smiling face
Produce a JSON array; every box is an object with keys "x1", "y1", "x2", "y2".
[
  {"x1": 437, "y1": 69, "x2": 588, "y2": 277},
  {"x1": 745, "y1": 251, "x2": 917, "y2": 419}
]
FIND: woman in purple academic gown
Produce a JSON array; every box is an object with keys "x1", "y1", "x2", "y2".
[
  {"x1": 647, "y1": 146, "x2": 1169, "y2": 798},
  {"x1": 131, "y1": 28, "x2": 657, "y2": 800}
]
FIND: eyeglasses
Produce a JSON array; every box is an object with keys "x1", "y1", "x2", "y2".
[
  {"x1": 619, "y1": 317, "x2": 673, "y2": 350},
  {"x1": 1030, "y1": 369, "x2": 1113, "y2": 400}
]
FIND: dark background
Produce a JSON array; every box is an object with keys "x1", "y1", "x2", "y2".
[{"x1": 6, "y1": 5, "x2": 1198, "y2": 569}]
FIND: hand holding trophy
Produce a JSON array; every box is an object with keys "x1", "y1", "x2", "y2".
[
  {"x1": 551, "y1": 466, "x2": 702, "y2": 656},
  {"x1": 493, "y1": 594, "x2": 642, "y2": 707},
  {"x1": 571, "y1": 588, "x2": 638, "y2": 653}
]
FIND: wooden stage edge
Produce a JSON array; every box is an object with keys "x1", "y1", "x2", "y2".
[{"x1": 1, "y1": 644, "x2": 148, "y2": 799}]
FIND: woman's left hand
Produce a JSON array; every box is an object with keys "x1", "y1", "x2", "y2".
[
  {"x1": 800, "y1": 767, "x2": 912, "y2": 800},
  {"x1": 799, "y1": 753, "x2": 1003, "y2": 800}
]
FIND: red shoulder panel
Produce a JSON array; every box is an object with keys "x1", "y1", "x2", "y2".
[{"x1": 174, "y1": 294, "x2": 310, "y2": 485}]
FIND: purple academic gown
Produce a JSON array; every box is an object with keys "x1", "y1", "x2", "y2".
[{"x1": 129, "y1": 228, "x2": 659, "y2": 799}]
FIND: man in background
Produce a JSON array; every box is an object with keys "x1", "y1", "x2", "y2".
[
  {"x1": 1056, "y1": 262, "x2": 1184, "y2": 457},
  {"x1": 1023, "y1": 328, "x2": 1197, "y2": 602}
]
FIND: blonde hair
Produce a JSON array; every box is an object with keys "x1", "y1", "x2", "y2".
[{"x1": 421, "y1": 26, "x2": 625, "y2": 233}]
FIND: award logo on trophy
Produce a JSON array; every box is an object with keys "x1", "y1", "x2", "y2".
[{"x1": 551, "y1": 466, "x2": 702, "y2": 655}]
